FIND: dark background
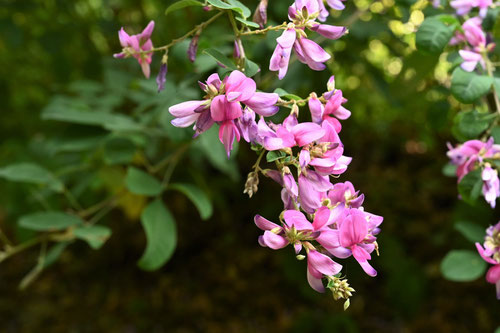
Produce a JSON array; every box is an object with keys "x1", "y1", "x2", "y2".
[{"x1": 0, "y1": 0, "x2": 498, "y2": 332}]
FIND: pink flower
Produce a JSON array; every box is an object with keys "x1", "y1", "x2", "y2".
[
  {"x1": 447, "y1": 138, "x2": 499, "y2": 181},
  {"x1": 328, "y1": 181, "x2": 365, "y2": 208},
  {"x1": 114, "y1": 21, "x2": 155, "y2": 78},
  {"x1": 269, "y1": 28, "x2": 296, "y2": 80},
  {"x1": 476, "y1": 222, "x2": 500, "y2": 299},
  {"x1": 307, "y1": 250, "x2": 342, "y2": 292},
  {"x1": 459, "y1": 50, "x2": 485, "y2": 72},
  {"x1": 451, "y1": 0, "x2": 491, "y2": 17},
  {"x1": 463, "y1": 17, "x2": 486, "y2": 48},
  {"x1": 169, "y1": 70, "x2": 279, "y2": 157},
  {"x1": 338, "y1": 209, "x2": 379, "y2": 276}
]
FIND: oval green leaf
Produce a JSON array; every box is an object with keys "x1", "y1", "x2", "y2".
[
  {"x1": 451, "y1": 68, "x2": 493, "y2": 104},
  {"x1": 73, "y1": 225, "x2": 112, "y2": 249},
  {"x1": 416, "y1": 16, "x2": 455, "y2": 54},
  {"x1": 169, "y1": 183, "x2": 213, "y2": 220},
  {"x1": 0, "y1": 163, "x2": 64, "y2": 192},
  {"x1": 441, "y1": 249, "x2": 487, "y2": 282},
  {"x1": 19, "y1": 211, "x2": 83, "y2": 231},
  {"x1": 454, "y1": 221, "x2": 486, "y2": 243},
  {"x1": 457, "y1": 169, "x2": 483, "y2": 205},
  {"x1": 138, "y1": 199, "x2": 177, "y2": 271},
  {"x1": 125, "y1": 167, "x2": 163, "y2": 196},
  {"x1": 165, "y1": 0, "x2": 204, "y2": 16}
]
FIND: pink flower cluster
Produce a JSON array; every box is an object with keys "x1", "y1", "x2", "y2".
[
  {"x1": 270, "y1": 0, "x2": 347, "y2": 79},
  {"x1": 447, "y1": 138, "x2": 500, "y2": 208},
  {"x1": 476, "y1": 221, "x2": 500, "y2": 299},
  {"x1": 451, "y1": 17, "x2": 495, "y2": 72}
]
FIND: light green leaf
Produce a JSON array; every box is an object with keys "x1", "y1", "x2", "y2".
[
  {"x1": 202, "y1": 48, "x2": 238, "y2": 70},
  {"x1": 416, "y1": 16, "x2": 455, "y2": 54},
  {"x1": 442, "y1": 163, "x2": 457, "y2": 177},
  {"x1": 169, "y1": 183, "x2": 213, "y2": 220},
  {"x1": 458, "y1": 169, "x2": 483, "y2": 205},
  {"x1": 441, "y1": 250, "x2": 487, "y2": 282},
  {"x1": 451, "y1": 68, "x2": 493, "y2": 104},
  {"x1": 125, "y1": 167, "x2": 163, "y2": 196},
  {"x1": 266, "y1": 150, "x2": 286, "y2": 162},
  {"x1": 73, "y1": 225, "x2": 112, "y2": 249},
  {"x1": 138, "y1": 199, "x2": 177, "y2": 271},
  {"x1": 236, "y1": 17, "x2": 259, "y2": 28},
  {"x1": 273, "y1": 88, "x2": 303, "y2": 101},
  {"x1": 0, "y1": 163, "x2": 64, "y2": 192},
  {"x1": 19, "y1": 212, "x2": 83, "y2": 231},
  {"x1": 454, "y1": 221, "x2": 486, "y2": 243},
  {"x1": 165, "y1": 0, "x2": 204, "y2": 16}
]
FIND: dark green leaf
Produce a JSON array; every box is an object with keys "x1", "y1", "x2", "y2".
[
  {"x1": 165, "y1": 0, "x2": 204, "y2": 16},
  {"x1": 266, "y1": 150, "x2": 286, "y2": 162},
  {"x1": 442, "y1": 163, "x2": 457, "y2": 177},
  {"x1": 73, "y1": 225, "x2": 112, "y2": 249},
  {"x1": 206, "y1": 0, "x2": 250, "y2": 18},
  {"x1": 19, "y1": 212, "x2": 83, "y2": 231},
  {"x1": 454, "y1": 221, "x2": 486, "y2": 243},
  {"x1": 416, "y1": 17, "x2": 455, "y2": 54},
  {"x1": 244, "y1": 58, "x2": 260, "y2": 77},
  {"x1": 491, "y1": 126, "x2": 500, "y2": 143},
  {"x1": 0, "y1": 163, "x2": 64, "y2": 192},
  {"x1": 451, "y1": 68, "x2": 493, "y2": 104},
  {"x1": 273, "y1": 88, "x2": 303, "y2": 101},
  {"x1": 125, "y1": 167, "x2": 163, "y2": 196},
  {"x1": 458, "y1": 169, "x2": 483, "y2": 205},
  {"x1": 103, "y1": 137, "x2": 136, "y2": 165},
  {"x1": 169, "y1": 183, "x2": 213, "y2": 220},
  {"x1": 138, "y1": 199, "x2": 177, "y2": 271},
  {"x1": 202, "y1": 48, "x2": 238, "y2": 70},
  {"x1": 452, "y1": 110, "x2": 494, "y2": 140},
  {"x1": 441, "y1": 250, "x2": 486, "y2": 282}
]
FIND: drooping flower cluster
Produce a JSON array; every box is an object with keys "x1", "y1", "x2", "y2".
[
  {"x1": 114, "y1": 0, "x2": 383, "y2": 306},
  {"x1": 447, "y1": 138, "x2": 500, "y2": 208},
  {"x1": 270, "y1": 0, "x2": 347, "y2": 79},
  {"x1": 476, "y1": 222, "x2": 500, "y2": 299},
  {"x1": 450, "y1": 17, "x2": 495, "y2": 72}
]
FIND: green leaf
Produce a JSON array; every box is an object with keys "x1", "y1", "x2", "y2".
[
  {"x1": 206, "y1": 0, "x2": 250, "y2": 18},
  {"x1": 416, "y1": 16, "x2": 455, "y2": 54},
  {"x1": 169, "y1": 183, "x2": 213, "y2": 220},
  {"x1": 138, "y1": 199, "x2": 177, "y2": 271},
  {"x1": 452, "y1": 110, "x2": 494, "y2": 140},
  {"x1": 454, "y1": 221, "x2": 486, "y2": 243},
  {"x1": 202, "y1": 48, "x2": 238, "y2": 70},
  {"x1": 19, "y1": 212, "x2": 83, "y2": 231},
  {"x1": 441, "y1": 250, "x2": 486, "y2": 282},
  {"x1": 458, "y1": 169, "x2": 483, "y2": 205},
  {"x1": 73, "y1": 225, "x2": 112, "y2": 249},
  {"x1": 273, "y1": 88, "x2": 303, "y2": 101},
  {"x1": 266, "y1": 150, "x2": 286, "y2": 162},
  {"x1": 103, "y1": 137, "x2": 136, "y2": 165},
  {"x1": 244, "y1": 58, "x2": 260, "y2": 77},
  {"x1": 442, "y1": 163, "x2": 457, "y2": 177},
  {"x1": 195, "y1": 126, "x2": 240, "y2": 181},
  {"x1": 165, "y1": 0, "x2": 204, "y2": 16},
  {"x1": 236, "y1": 17, "x2": 259, "y2": 28},
  {"x1": 0, "y1": 163, "x2": 64, "y2": 192},
  {"x1": 450, "y1": 68, "x2": 493, "y2": 104},
  {"x1": 491, "y1": 126, "x2": 500, "y2": 143},
  {"x1": 495, "y1": 327, "x2": 500, "y2": 333},
  {"x1": 125, "y1": 167, "x2": 163, "y2": 196}
]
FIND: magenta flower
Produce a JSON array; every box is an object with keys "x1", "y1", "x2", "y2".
[
  {"x1": 447, "y1": 137, "x2": 499, "y2": 181},
  {"x1": 451, "y1": 0, "x2": 492, "y2": 17},
  {"x1": 476, "y1": 221, "x2": 500, "y2": 299},
  {"x1": 459, "y1": 50, "x2": 485, "y2": 72},
  {"x1": 327, "y1": 181, "x2": 365, "y2": 208},
  {"x1": 338, "y1": 209, "x2": 379, "y2": 276},
  {"x1": 307, "y1": 249, "x2": 342, "y2": 292},
  {"x1": 257, "y1": 115, "x2": 325, "y2": 151},
  {"x1": 114, "y1": 21, "x2": 155, "y2": 78},
  {"x1": 169, "y1": 70, "x2": 279, "y2": 157}
]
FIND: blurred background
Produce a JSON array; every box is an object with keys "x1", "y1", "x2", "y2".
[{"x1": 0, "y1": 0, "x2": 499, "y2": 332}]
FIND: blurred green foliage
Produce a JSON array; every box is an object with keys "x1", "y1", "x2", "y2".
[{"x1": 0, "y1": 0, "x2": 499, "y2": 332}]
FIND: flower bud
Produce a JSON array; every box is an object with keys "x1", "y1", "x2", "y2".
[
  {"x1": 187, "y1": 32, "x2": 200, "y2": 63},
  {"x1": 156, "y1": 61, "x2": 168, "y2": 93},
  {"x1": 253, "y1": 0, "x2": 268, "y2": 29}
]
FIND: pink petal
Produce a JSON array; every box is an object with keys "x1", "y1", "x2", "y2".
[
  {"x1": 283, "y1": 210, "x2": 313, "y2": 231},
  {"x1": 244, "y1": 92, "x2": 279, "y2": 116},
  {"x1": 307, "y1": 268, "x2": 326, "y2": 292},
  {"x1": 254, "y1": 215, "x2": 281, "y2": 231},
  {"x1": 298, "y1": 38, "x2": 331, "y2": 63},
  {"x1": 263, "y1": 230, "x2": 289, "y2": 249},
  {"x1": 218, "y1": 120, "x2": 240, "y2": 158},
  {"x1": 225, "y1": 70, "x2": 256, "y2": 102},
  {"x1": 311, "y1": 24, "x2": 346, "y2": 40},
  {"x1": 476, "y1": 243, "x2": 498, "y2": 264},
  {"x1": 171, "y1": 113, "x2": 200, "y2": 128},
  {"x1": 312, "y1": 206, "x2": 332, "y2": 230},
  {"x1": 339, "y1": 209, "x2": 368, "y2": 247},
  {"x1": 276, "y1": 28, "x2": 297, "y2": 48},
  {"x1": 291, "y1": 122, "x2": 325, "y2": 146},
  {"x1": 169, "y1": 100, "x2": 206, "y2": 117},
  {"x1": 308, "y1": 96, "x2": 324, "y2": 124},
  {"x1": 308, "y1": 250, "x2": 342, "y2": 276}
]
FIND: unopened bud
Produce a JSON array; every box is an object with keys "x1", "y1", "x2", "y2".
[
  {"x1": 296, "y1": 254, "x2": 306, "y2": 260},
  {"x1": 156, "y1": 63, "x2": 168, "y2": 93},
  {"x1": 187, "y1": 32, "x2": 200, "y2": 63},
  {"x1": 253, "y1": 0, "x2": 268, "y2": 29}
]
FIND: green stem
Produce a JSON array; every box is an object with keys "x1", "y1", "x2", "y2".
[
  {"x1": 240, "y1": 22, "x2": 288, "y2": 36},
  {"x1": 139, "y1": 11, "x2": 224, "y2": 54}
]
